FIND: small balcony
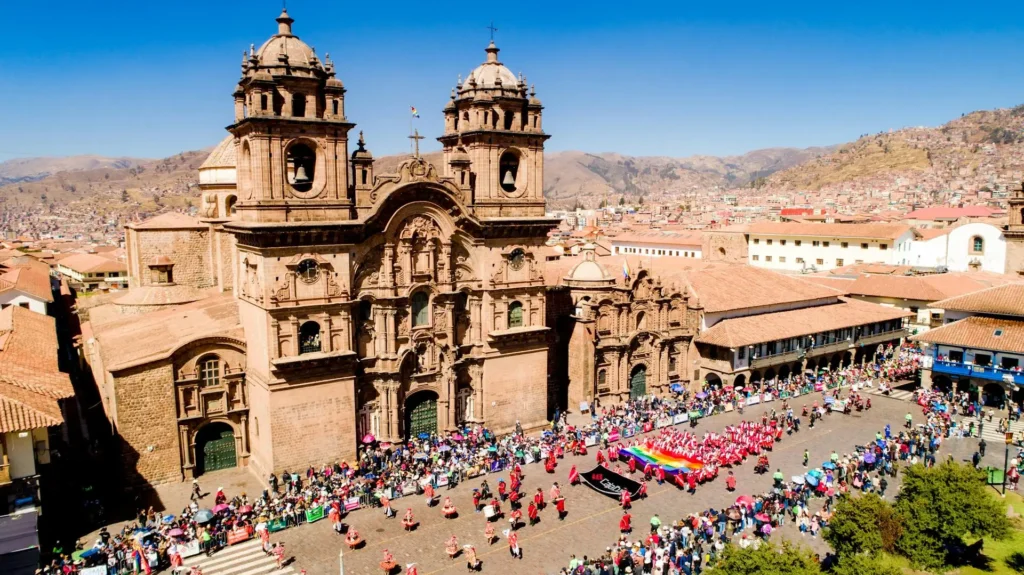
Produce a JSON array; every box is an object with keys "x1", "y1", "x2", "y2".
[{"x1": 932, "y1": 360, "x2": 1024, "y2": 385}]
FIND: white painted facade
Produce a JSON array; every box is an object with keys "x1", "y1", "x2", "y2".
[
  {"x1": 611, "y1": 240, "x2": 702, "y2": 259},
  {"x1": 0, "y1": 290, "x2": 48, "y2": 315},
  {"x1": 909, "y1": 222, "x2": 1006, "y2": 273},
  {"x1": 747, "y1": 230, "x2": 916, "y2": 272}
]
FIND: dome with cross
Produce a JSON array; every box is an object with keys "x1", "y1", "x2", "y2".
[{"x1": 461, "y1": 41, "x2": 522, "y2": 95}]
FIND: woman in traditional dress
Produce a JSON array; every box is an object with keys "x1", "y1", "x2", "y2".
[
  {"x1": 445, "y1": 535, "x2": 459, "y2": 559},
  {"x1": 402, "y1": 508, "x2": 416, "y2": 531}
]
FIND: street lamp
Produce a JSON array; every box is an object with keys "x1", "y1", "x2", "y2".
[{"x1": 1004, "y1": 431, "x2": 1014, "y2": 497}]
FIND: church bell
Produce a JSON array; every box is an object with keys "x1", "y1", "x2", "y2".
[
  {"x1": 294, "y1": 164, "x2": 310, "y2": 183},
  {"x1": 502, "y1": 170, "x2": 516, "y2": 187}
]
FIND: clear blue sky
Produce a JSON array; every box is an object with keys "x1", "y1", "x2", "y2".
[{"x1": 2, "y1": 0, "x2": 1023, "y2": 161}]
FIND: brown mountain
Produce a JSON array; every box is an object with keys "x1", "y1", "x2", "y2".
[{"x1": 757, "y1": 104, "x2": 1024, "y2": 194}]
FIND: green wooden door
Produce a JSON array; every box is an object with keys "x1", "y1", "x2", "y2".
[
  {"x1": 406, "y1": 394, "x2": 438, "y2": 438},
  {"x1": 199, "y1": 425, "x2": 236, "y2": 473},
  {"x1": 630, "y1": 366, "x2": 647, "y2": 399}
]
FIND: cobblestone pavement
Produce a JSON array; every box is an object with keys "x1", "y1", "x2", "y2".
[{"x1": 259, "y1": 393, "x2": 1004, "y2": 575}]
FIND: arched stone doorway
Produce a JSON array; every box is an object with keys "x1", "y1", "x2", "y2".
[
  {"x1": 779, "y1": 365, "x2": 791, "y2": 381},
  {"x1": 405, "y1": 390, "x2": 439, "y2": 438},
  {"x1": 764, "y1": 368, "x2": 776, "y2": 383},
  {"x1": 981, "y1": 382, "x2": 1006, "y2": 408},
  {"x1": 629, "y1": 365, "x2": 647, "y2": 399},
  {"x1": 805, "y1": 360, "x2": 817, "y2": 376},
  {"x1": 733, "y1": 374, "x2": 747, "y2": 389},
  {"x1": 704, "y1": 372, "x2": 722, "y2": 390},
  {"x1": 195, "y1": 422, "x2": 237, "y2": 475},
  {"x1": 830, "y1": 354, "x2": 842, "y2": 370},
  {"x1": 749, "y1": 371, "x2": 762, "y2": 386}
]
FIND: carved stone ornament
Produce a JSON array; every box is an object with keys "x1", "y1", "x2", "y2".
[
  {"x1": 397, "y1": 157, "x2": 441, "y2": 184},
  {"x1": 490, "y1": 265, "x2": 506, "y2": 286},
  {"x1": 326, "y1": 272, "x2": 344, "y2": 297},
  {"x1": 433, "y1": 308, "x2": 447, "y2": 330},
  {"x1": 355, "y1": 247, "x2": 383, "y2": 291},
  {"x1": 201, "y1": 193, "x2": 217, "y2": 218},
  {"x1": 270, "y1": 277, "x2": 291, "y2": 303},
  {"x1": 397, "y1": 310, "x2": 410, "y2": 336}
]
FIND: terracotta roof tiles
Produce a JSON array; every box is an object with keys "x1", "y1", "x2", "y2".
[
  {"x1": 931, "y1": 283, "x2": 1024, "y2": 318},
  {"x1": 911, "y1": 316, "x2": 1024, "y2": 354}
]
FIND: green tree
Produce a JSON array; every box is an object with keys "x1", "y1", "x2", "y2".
[
  {"x1": 829, "y1": 554, "x2": 902, "y2": 575},
  {"x1": 709, "y1": 541, "x2": 820, "y2": 575},
  {"x1": 619, "y1": 196, "x2": 625, "y2": 206},
  {"x1": 824, "y1": 493, "x2": 902, "y2": 556},
  {"x1": 894, "y1": 461, "x2": 1011, "y2": 570},
  {"x1": 637, "y1": 195, "x2": 644, "y2": 206}
]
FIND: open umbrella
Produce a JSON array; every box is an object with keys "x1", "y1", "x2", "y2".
[
  {"x1": 239, "y1": 505, "x2": 253, "y2": 514},
  {"x1": 754, "y1": 513, "x2": 771, "y2": 523},
  {"x1": 418, "y1": 432, "x2": 430, "y2": 440},
  {"x1": 804, "y1": 474, "x2": 820, "y2": 487},
  {"x1": 822, "y1": 462, "x2": 836, "y2": 470},
  {"x1": 452, "y1": 434, "x2": 464, "y2": 441},
  {"x1": 212, "y1": 504, "x2": 230, "y2": 513},
  {"x1": 824, "y1": 397, "x2": 835, "y2": 404},
  {"x1": 72, "y1": 550, "x2": 89, "y2": 561},
  {"x1": 438, "y1": 445, "x2": 452, "y2": 452},
  {"x1": 726, "y1": 508, "x2": 741, "y2": 521},
  {"x1": 791, "y1": 475, "x2": 805, "y2": 484},
  {"x1": 807, "y1": 469, "x2": 824, "y2": 479},
  {"x1": 670, "y1": 383, "x2": 684, "y2": 393},
  {"x1": 696, "y1": 392, "x2": 708, "y2": 399},
  {"x1": 162, "y1": 515, "x2": 175, "y2": 524},
  {"x1": 81, "y1": 548, "x2": 101, "y2": 559},
  {"x1": 167, "y1": 528, "x2": 184, "y2": 537},
  {"x1": 194, "y1": 509, "x2": 215, "y2": 523},
  {"x1": 413, "y1": 452, "x2": 429, "y2": 460},
  {"x1": 735, "y1": 495, "x2": 754, "y2": 507},
  {"x1": 863, "y1": 452, "x2": 877, "y2": 464},
  {"x1": 362, "y1": 434, "x2": 376, "y2": 444}
]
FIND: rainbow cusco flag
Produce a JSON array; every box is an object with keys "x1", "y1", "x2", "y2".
[{"x1": 619, "y1": 446, "x2": 704, "y2": 476}]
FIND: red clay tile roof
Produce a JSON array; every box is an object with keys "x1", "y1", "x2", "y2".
[
  {"x1": 685, "y1": 266, "x2": 842, "y2": 313},
  {"x1": 0, "y1": 306, "x2": 72, "y2": 433},
  {"x1": 931, "y1": 283, "x2": 1024, "y2": 318},
  {"x1": 904, "y1": 206, "x2": 1003, "y2": 220},
  {"x1": 128, "y1": 212, "x2": 206, "y2": 230},
  {"x1": 56, "y1": 253, "x2": 126, "y2": 274},
  {"x1": 845, "y1": 273, "x2": 999, "y2": 302},
  {"x1": 611, "y1": 231, "x2": 703, "y2": 247},
  {"x1": 696, "y1": 297, "x2": 912, "y2": 348},
  {"x1": 911, "y1": 316, "x2": 1024, "y2": 354},
  {"x1": 0, "y1": 266, "x2": 54, "y2": 303}
]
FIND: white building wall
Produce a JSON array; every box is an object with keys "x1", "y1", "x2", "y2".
[
  {"x1": 946, "y1": 223, "x2": 1005, "y2": 274},
  {"x1": 0, "y1": 292, "x2": 48, "y2": 315},
  {"x1": 612, "y1": 241, "x2": 702, "y2": 259},
  {"x1": 909, "y1": 236, "x2": 949, "y2": 268},
  {"x1": 746, "y1": 231, "x2": 914, "y2": 272}
]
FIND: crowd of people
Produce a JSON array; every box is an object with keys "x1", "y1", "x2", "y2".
[
  {"x1": 553, "y1": 394, "x2": 953, "y2": 575},
  {"x1": 50, "y1": 344, "x2": 925, "y2": 575}
]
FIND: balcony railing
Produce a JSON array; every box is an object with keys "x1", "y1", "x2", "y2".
[
  {"x1": 748, "y1": 328, "x2": 908, "y2": 370},
  {"x1": 932, "y1": 360, "x2": 1024, "y2": 385}
]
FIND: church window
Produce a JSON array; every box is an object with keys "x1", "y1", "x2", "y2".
[
  {"x1": 358, "y1": 299, "x2": 373, "y2": 323},
  {"x1": 297, "y1": 259, "x2": 319, "y2": 283},
  {"x1": 332, "y1": 99, "x2": 339, "y2": 116},
  {"x1": 972, "y1": 236, "x2": 984, "y2": 253},
  {"x1": 508, "y1": 301, "x2": 524, "y2": 328},
  {"x1": 286, "y1": 142, "x2": 316, "y2": 193},
  {"x1": 411, "y1": 291, "x2": 430, "y2": 327},
  {"x1": 260, "y1": 94, "x2": 268, "y2": 111},
  {"x1": 597, "y1": 369, "x2": 607, "y2": 389},
  {"x1": 499, "y1": 151, "x2": 520, "y2": 193},
  {"x1": 361, "y1": 168, "x2": 367, "y2": 185},
  {"x1": 668, "y1": 355, "x2": 677, "y2": 373},
  {"x1": 199, "y1": 356, "x2": 221, "y2": 388},
  {"x1": 504, "y1": 110, "x2": 514, "y2": 130},
  {"x1": 491, "y1": 111, "x2": 499, "y2": 129},
  {"x1": 533, "y1": 116, "x2": 538, "y2": 128},
  {"x1": 483, "y1": 111, "x2": 489, "y2": 125},
  {"x1": 292, "y1": 93, "x2": 306, "y2": 117},
  {"x1": 299, "y1": 321, "x2": 322, "y2": 354},
  {"x1": 225, "y1": 195, "x2": 237, "y2": 216},
  {"x1": 635, "y1": 311, "x2": 646, "y2": 331}
]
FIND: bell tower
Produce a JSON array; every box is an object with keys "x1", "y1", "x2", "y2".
[
  {"x1": 1005, "y1": 181, "x2": 1024, "y2": 275},
  {"x1": 229, "y1": 9, "x2": 355, "y2": 223},
  {"x1": 439, "y1": 41, "x2": 549, "y2": 217}
]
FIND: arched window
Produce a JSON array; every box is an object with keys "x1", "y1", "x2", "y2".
[
  {"x1": 972, "y1": 236, "x2": 984, "y2": 254},
  {"x1": 508, "y1": 301, "x2": 524, "y2": 328},
  {"x1": 499, "y1": 151, "x2": 520, "y2": 193},
  {"x1": 299, "y1": 321, "x2": 322, "y2": 354},
  {"x1": 225, "y1": 195, "x2": 237, "y2": 216},
  {"x1": 635, "y1": 311, "x2": 646, "y2": 331},
  {"x1": 597, "y1": 369, "x2": 607, "y2": 388},
  {"x1": 411, "y1": 291, "x2": 430, "y2": 327},
  {"x1": 457, "y1": 388, "x2": 475, "y2": 423},
  {"x1": 286, "y1": 142, "x2": 316, "y2": 193},
  {"x1": 199, "y1": 356, "x2": 221, "y2": 387}
]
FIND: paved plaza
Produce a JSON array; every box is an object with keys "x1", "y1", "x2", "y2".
[{"x1": 146, "y1": 391, "x2": 1001, "y2": 575}]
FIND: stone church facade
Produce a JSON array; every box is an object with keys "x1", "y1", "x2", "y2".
[{"x1": 82, "y1": 10, "x2": 557, "y2": 486}]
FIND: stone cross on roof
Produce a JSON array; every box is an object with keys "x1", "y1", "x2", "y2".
[{"x1": 486, "y1": 21, "x2": 498, "y2": 41}]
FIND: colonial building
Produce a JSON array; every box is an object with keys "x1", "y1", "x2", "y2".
[
  {"x1": 913, "y1": 283, "x2": 1024, "y2": 407},
  {"x1": 1004, "y1": 182, "x2": 1024, "y2": 276},
  {"x1": 82, "y1": 10, "x2": 557, "y2": 486}
]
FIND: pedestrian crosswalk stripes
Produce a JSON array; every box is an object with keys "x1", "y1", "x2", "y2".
[
  {"x1": 181, "y1": 539, "x2": 295, "y2": 575},
  {"x1": 957, "y1": 416, "x2": 1024, "y2": 444},
  {"x1": 864, "y1": 387, "x2": 915, "y2": 401}
]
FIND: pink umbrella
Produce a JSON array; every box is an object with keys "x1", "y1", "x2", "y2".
[
  {"x1": 452, "y1": 434, "x2": 464, "y2": 441},
  {"x1": 735, "y1": 495, "x2": 754, "y2": 507},
  {"x1": 239, "y1": 505, "x2": 253, "y2": 514},
  {"x1": 167, "y1": 528, "x2": 184, "y2": 537},
  {"x1": 212, "y1": 504, "x2": 230, "y2": 513},
  {"x1": 362, "y1": 434, "x2": 376, "y2": 444}
]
